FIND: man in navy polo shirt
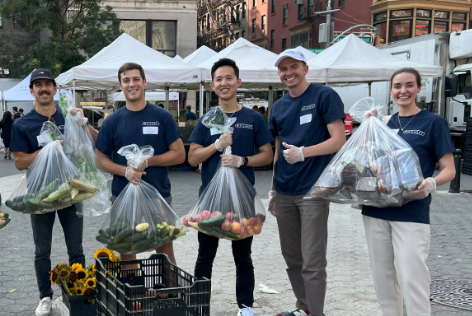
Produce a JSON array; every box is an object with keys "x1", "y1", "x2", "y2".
[
  {"x1": 268, "y1": 48, "x2": 346, "y2": 316},
  {"x1": 188, "y1": 58, "x2": 273, "y2": 316},
  {"x1": 10, "y1": 68, "x2": 92, "y2": 316},
  {"x1": 95, "y1": 62, "x2": 185, "y2": 264}
]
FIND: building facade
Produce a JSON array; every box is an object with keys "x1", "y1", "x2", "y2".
[
  {"x1": 197, "y1": 0, "x2": 248, "y2": 51},
  {"x1": 104, "y1": 0, "x2": 198, "y2": 58},
  {"x1": 371, "y1": 0, "x2": 471, "y2": 45}
]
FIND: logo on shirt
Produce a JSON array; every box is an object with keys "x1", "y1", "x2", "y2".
[
  {"x1": 235, "y1": 123, "x2": 253, "y2": 130},
  {"x1": 301, "y1": 104, "x2": 316, "y2": 111},
  {"x1": 58, "y1": 125, "x2": 65, "y2": 131},
  {"x1": 402, "y1": 130, "x2": 425, "y2": 136},
  {"x1": 142, "y1": 121, "x2": 160, "y2": 126}
]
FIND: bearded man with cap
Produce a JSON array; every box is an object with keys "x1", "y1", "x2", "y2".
[
  {"x1": 268, "y1": 48, "x2": 346, "y2": 316},
  {"x1": 10, "y1": 68, "x2": 96, "y2": 316}
]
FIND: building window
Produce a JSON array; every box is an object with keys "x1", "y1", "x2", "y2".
[
  {"x1": 121, "y1": 20, "x2": 177, "y2": 57},
  {"x1": 389, "y1": 19, "x2": 412, "y2": 42},
  {"x1": 415, "y1": 20, "x2": 430, "y2": 36},
  {"x1": 291, "y1": 32, "x2": 308, "y2": 48},
  {"x1": 235, "y1": 32, "x2": 240, "y2": 38},
  {"x1": 451, "y1": 23, "x2": 465, "y2": 32},
  {"x1": 252, "y1": 18, "x2": 256, "y2": 36},
  {"x1": 374, "y1": 12, "x2": 387, "y2": 23},
  {"x1": 253, "y1": 0, "x2": 256, "y2": 7},
  {"x1": 242, "y1": 30, "x2": 246, "y2": 38},
  {"x1": 262, "y1": 15, "x2": 266, "y2": 33},
  {"x1": 270, "y1": 29, "x2": 275, "y2": 49},
  {"x1": 416, "y1": 9, "x2": 431, "y2": 18},
  {"x1": 283, "y1": 4, "x2": 288, "y2": 25},
  {"x1": 271, "y1": 0, "x2": 276, "y2": 14},
  {"x1": 434, "y1": 21, "x2": 448, "y2": 33},
  {"x1": 307, "y1": 0, "x2": 313, "y2": 18},
  {"x1": 282, "y1": 38, "x2": 287, "y2": 51},
  {"x1": 338, "y1": 0, "x2": 345, "y2": 7},
  {"x1": 434, "y1": 11, "x2": 449, "y2": 20},
  {"x1": 375, "y1": 22, "x2": 387, "y2": 44},
  {"x1": 298, "y1": 4, "x2": 304, "y2": 20},
  {"x1": 452, "y1": 12, "x2": 466, "y2": 21},
  {"x1": 390, "y1": 10, "x2": 412, "y2": 18},
  {"x1": 236, "y1": 5, "x2": 240, "y2": 21},
  {"x1": 242, "y1": 3, "x2": 246, "y2": 19}
]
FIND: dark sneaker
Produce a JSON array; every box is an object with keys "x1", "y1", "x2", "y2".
[{"x1": 276, "y1": 309, "x2": 310, "y2": 316}]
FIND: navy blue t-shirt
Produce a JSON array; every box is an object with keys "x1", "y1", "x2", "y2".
[
  {"x1": 185, "y1": 111, "x2": 197, "y2": 121},
  {"x1": 188, "y1": 106, "x2": 273, "y2": 195},
  {"x1": 269, "y1": 84, "x2": 346, "y2": 195},
  {"x1": 362, "y1": 110, "x2": 455, "y2": 224},
  {"x1": 10, "y1": 106, "x2": 66, "y2": 154},
  {"x1": 95, "y1": 103, "x2": 182, "y2": 198}
]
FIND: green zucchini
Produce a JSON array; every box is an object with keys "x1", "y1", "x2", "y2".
[
  {"x1": 27, "y1": 198, "x2": 54, "y2": 209},
  {"x1": 5, "y1": 200, "x2": 18, "y2": 210},
  {"x1": 96, "y1": 235, "x2": 114, "y2": 245},
  {"x1": 124, "y1": 231, "x2": 147, "y2": 242},
  {"x1": 199, "y1": 215, "x2": 226, "y2": 227},
  {"x1": 131, "y1": 239, "x2": 153, "y2": 251},
  {"x1": 212, "y1": 226, "x2": 240, "y2": 240},
  {"x1": 114, "y1": 227, "x2": 133, "y2": 243},
  {"x1": 99, "y1": 229, "x2": 110, "y2": 238}
]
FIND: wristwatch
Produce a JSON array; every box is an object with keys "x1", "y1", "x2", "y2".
[{"x1": 243, "y1": 156, "x2": 249, "y2": 166}]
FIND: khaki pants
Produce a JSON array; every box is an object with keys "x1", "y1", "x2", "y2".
[
  {"x1": 275, "y1": 193, "x2": 329, "y2": 316},
  {"x1": 363, "y1": 216, "x2": 431, "y2": 316}
]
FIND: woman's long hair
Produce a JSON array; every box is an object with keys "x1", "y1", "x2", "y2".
[{"x1": 1, "y1": 111, "x2": 13, "y2": 124}]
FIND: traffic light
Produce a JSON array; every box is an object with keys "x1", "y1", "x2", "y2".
[{"x1": 375, "y1": 37, "x2": 385, "y2": 46}]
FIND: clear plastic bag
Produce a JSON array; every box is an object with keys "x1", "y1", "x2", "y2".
[
  {"x1": 305, "y1": 97, "x2": 424, "y2": 207},
  {"x1": 184, "y1": 108, "x2": 266, "y2": 240},
  {"x1": 63, "y1": 93, "x2": 110, "y2": 217},
  {"x1": 5, "y1": 122, "x2": 99, "y2": 214},
  {"x1": 96, "y1": 145, "x2": 185, "y2": 254}
]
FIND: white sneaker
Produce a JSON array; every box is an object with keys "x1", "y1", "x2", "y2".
[
  {"x1": 237, "y1": 305, "x2": 257, "y2": 316},
  {"x1": 35, "y1": 297, "x2": 52, "y2": 316}
]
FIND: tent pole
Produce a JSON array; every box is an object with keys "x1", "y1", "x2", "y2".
[
  {"x1": 368, "y1": 82, "x2": 372, "y2": 96},
  {"x1": 268, "y1": 86, "x2": 274, "y2": 117},
  {"x1": 199, "y1": 82, "x2": 204, "y2": 117},
  {"x1": 73, "y1": 80, "x2": 76, "y2": 107},
  {"x1": 166, "y1": 87, "x2": 170, "y2": 111},
  {"x1": 205, "y1": 91, "x2": 210, "y2": 112}
]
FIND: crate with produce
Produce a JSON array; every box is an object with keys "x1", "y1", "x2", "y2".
[
  {"x1": 5, "y1": 122, "x2": 99, "y2": 214},
  {"x1": 96, "y1": 145, "x2": 186, "y2": 254},
  {"x1": 306, "y1": 97, "x2": 424, "y2": 207},
  {"x1": 183, "y1": 107, "x2": 267, "y2": 240}
]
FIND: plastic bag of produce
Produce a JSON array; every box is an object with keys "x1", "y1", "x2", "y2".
[
  {"x1": 305, "y1": 97, "x2": 424, "y2": 207},
  {"x1": 62, "y1": 93, "x2": 110, "y2": 217},
  {"x1": 5, "y1": 122, "x2": 99, "y2": 214},
  {"x1": 184, "y1": 107, "x2": 266, "y2": 240},
  {"x1": 96, "y1": 145, "x2": 185, "y2": 254}
]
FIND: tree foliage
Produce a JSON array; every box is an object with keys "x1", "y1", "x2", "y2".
[{"x1": 0, "y1": 0, "x2": 121, "y2": 77}]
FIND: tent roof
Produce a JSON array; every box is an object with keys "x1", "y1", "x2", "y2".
[
  {"x1": 108, "y1": 91, "x2": 179, "y2": 102},
  {"x1": 3, "y1": 71, "x2": 71, "y2": 102},
  {"x1": 55, "y1": 33, "x2": 201, "y2": 90},
  {"x1": 182, "y1": 45, "x2": 217, "y2": 66},
  {"x1": 174, "y1": 55, "x2": 183, "y2": 61},
  {"x1": 197, "y1": 38, "x2": 323, "y2": 88},
  {"x1": 295, "y1": 46, "x2": 318, "y2": 60},
  {"x1": 307, "y1": 34, "x2": 443, "y2": 83}
]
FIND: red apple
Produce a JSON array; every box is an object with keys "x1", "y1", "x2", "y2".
[
  {"x1": 225, "y1": 212, "x2": 233, "y2": 221},
  {"x1": 201, "y1": 210, "x2": 211, "y2": 220},
  {"x1": 221, "y1": 220, "x2": 231, "y2": 231},
  {"x1": 211, "y1": 211, "x2": 222, "y2": 218},
  {"x1": 248, "y1": 218, "x2": 257, "y2": 227},
  {"x1": 183, "y1": 216, "x2": 190, "y2": 227}
]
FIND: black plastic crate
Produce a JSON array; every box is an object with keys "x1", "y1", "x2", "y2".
[
  {"x1": 96, "y1": 254, "x2": 211, "y2": 316},
  {"x1": 61, "y1": 283, "x2": 96, "y2": 316}
]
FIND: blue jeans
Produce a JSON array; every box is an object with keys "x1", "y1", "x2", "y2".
[{"x1": 30, "y1": 204, "x2": 85, "y2": 299}]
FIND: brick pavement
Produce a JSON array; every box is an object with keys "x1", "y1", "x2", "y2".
[{"x1": 0, "y1": 171, "x2": 471, "y2": 315}]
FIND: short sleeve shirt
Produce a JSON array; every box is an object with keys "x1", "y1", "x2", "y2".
[
  {"x1": 269, "y1": 84, "x2": 346, "y2": 195},
  {"x1": 362, "y1": 110, "x2": 455, "y2": 224},
  {"x1": 10, "y1": 107, "x2": 66, "y2": 154},
  {"x1": 185, "y1": 111, "x2": 197, "y2": 121},
  {"x1": 95, "y1": 103, "x2": 182, "y2": 198},
  {"x1": 188, "y1": 106, "x2": 273, "y2": 195}
]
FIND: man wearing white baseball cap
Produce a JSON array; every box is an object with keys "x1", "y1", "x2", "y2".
[{"x1": 268, "y1": 47, "x2": 346, "y2": 316}]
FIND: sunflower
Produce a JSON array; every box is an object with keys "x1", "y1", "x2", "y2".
[
  {"x1": 86, "y1": 278, "x2": 96, "y2": 288},
  {"x1": 76, "y1": 287, "x2": 84, "y2": 295},
  {"x1": 69, "y1": 288, "x2": 78, "y2": 296},
  {"x1": 71, "y1": 263, "x2": 83, "y2": 271},
  {"x1": 94, "y1": 248, "x2": 117, "y2": 262},
  {"x1": 68, "y1": 271, "x2": 78, "y2": 284},
  {"x1": 66, "y1": 281, "x2": 75, "y2": 290},
  {"x1": 54, "y1": 263, "x2": 69, "y2": 271},
  {"x1": 76, "y1": 268, "x2": 88, "y2": 281},
  {"x1": 58, "y1": 269, "x2": 70, "y2": 281},
  {"x1": 49, "y1": 270, "x2": 59, "y2": 285},
  {"x1": 87, "y1": 264, "x2": 96, "y2": 277},
  {"x1": 83, "y1": 287, "x2": 96, "y2": 297},
  {"x1": 74, "y1": 280, "x2": 86, "y2": 295}
]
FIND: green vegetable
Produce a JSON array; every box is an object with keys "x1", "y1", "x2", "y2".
[
  {"x1": 200, "y1": 215, "x2": 226, "y2": 227},
  {"x1": 114, "y1": 227, "x2": 133, "y2": 243},
  {"x1": 99, "y1": 229, "x2": 110, "y2": 238},
  {"x1": 96, "y1": 235, "x2": 114, "y2": 244},
  {"x1": 124, "y1": 231, "x2": 147, "y2": 242},
  {"x1": 172, "y1": 228, "x2": 180, "y2": 237},
  {"x1": 5, "y1": 200, "x2": 17, "y2": 210},
  {"x1": 160, "y1": 225, "x2": 170, "y2": 238},
  {"x1": 43, "y1": 183, "x2": 70, "y2": 202},
  {"x1": 27, "y1": 198, "x2": 54, "y2": 209},
  {"x1": 212, "y1": 226, "x2": 240, "y2": 240},
  {"x1": 131, "y1": 239, "x2": 153, "y2": 252}
]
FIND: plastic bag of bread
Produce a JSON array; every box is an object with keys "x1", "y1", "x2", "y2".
[{"x1": 305, "y1": 97, "x2": 424, "y2": 207}]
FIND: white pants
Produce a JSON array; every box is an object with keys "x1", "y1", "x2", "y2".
[{"x1": 363, "y1": 216, "x2": 431, "y2": 316}]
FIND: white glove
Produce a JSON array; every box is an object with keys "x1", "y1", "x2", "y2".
[
  {"x1": 282, "y1": 142, "x2": 304, "y2": 164},
  {"x1": 221, "y1": 154, "x2": 242, "y2": 168},
  {"x1": 268, "y1": 190, "x2": 276, "y2": 216},
  {"x1": 403, "y1": 177, "x2": 436, "y2": 200},
  {"x1": 215, "y1": 133, "x2": 233, "y2": 152},
  {"x1": 125, "y1": 166, "x2": 146, "y2": 185},
  {"x1": 364, "y1": 109, "x2": 378, "y2": 119}
]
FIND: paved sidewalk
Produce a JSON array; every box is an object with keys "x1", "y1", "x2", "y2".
[{"x1": 0, "y1": 170, "x2": 471, "y2": 315}]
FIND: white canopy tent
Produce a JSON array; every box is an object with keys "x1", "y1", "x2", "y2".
[
  {"x1": 55, "y1": 33, "x2": 201, "y2": 91},
  {"x1": 295, "y1": 46, "x2": 318, "y2": 60},
  {"x1": 108, "y1": 91, "x2": 179, "y2": 102},
  {"x1": 174, "y1": 55, "x2": 183, "y2": 61},
  {"x1": 307, "y1": 34, "x2": 443, "y2": 84},
  {"x1": 182, "y1": 45, "x2": 217, "y2": 66}
]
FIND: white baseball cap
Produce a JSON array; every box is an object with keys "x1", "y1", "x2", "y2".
[{"x1": 274, "y1": 48, "x2": 307, "y2": 67}]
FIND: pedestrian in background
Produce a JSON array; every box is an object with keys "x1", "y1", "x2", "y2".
[
  {"x1": 0, "y1": 111, "x2": 13, "y2": 160},
  {"x1": 268, "y1": 48, "x2": 346, "y2": 316},
  {"x1": 19, "y1": 108, "x2": 25, "y2": 117},
  {"x1": 363, "y1": 68, "x2": 456, "y2": 316},
  {"x1": 259, "y1": 106, "x2": 268, "y2": 125},
  {"x1": 12, "y1": 106, "x2": 21, "y2": 120},
  {"x1": 188, "y1": 58, "x2": 273, "y2": 316},
  {"x1": 185, "y1": 105, "x2": 197, "y2": 126}
]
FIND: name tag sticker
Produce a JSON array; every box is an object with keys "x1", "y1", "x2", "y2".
[
  {"x1": 300, "y1": 114, "x2": 312, "y2": 125},
  {"x1": 143, "y1": 126, "x2": 158, "y2": 135},
  {"x1": 210, "y1": 128, "x2": 221, "y2": 136}
]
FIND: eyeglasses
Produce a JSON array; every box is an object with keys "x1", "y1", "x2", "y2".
[{"x1": 48, "y1": 116, "x2": 55, "y2": 123}]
